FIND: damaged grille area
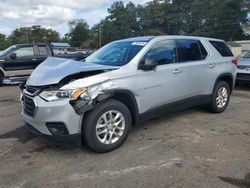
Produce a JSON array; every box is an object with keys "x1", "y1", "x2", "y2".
[
  {"x1": 26, "y1": 86, "x2": 41, "y2": 95},
  {"x1": 23, "y1": 95, "x2": 36, "y2": 117}
]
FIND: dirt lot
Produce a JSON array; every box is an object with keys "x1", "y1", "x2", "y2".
[{"x1": 0, "y1": 85, "x2": 250, "y2": 188}]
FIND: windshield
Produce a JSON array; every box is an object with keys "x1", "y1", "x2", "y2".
[
  {"x1": 0, "y1": 45, "x2": 16, "y2": 56},
  {"x1": 84, "y1": 41, "x2": 146, "y2": 66}
]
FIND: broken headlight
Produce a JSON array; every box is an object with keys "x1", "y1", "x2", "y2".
[{"x1": 39, "y1": 88, "x2": 87, "y2": 102}]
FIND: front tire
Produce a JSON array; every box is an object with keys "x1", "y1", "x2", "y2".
[
  {"x1": 207, "y1": 81, "x2": 230, "y2": 113},
  {"x1": 82, "y1": 99, "x2": 132, "y2": 153}
]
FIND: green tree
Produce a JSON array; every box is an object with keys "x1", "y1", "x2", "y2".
[
  {"x1": 0, "y1": 33, "x2": 11, "y2": 50},
  {"x1": 9, "y1": 25, "x2": 60, "y2": 44},
  {"x1": 90, "y1": 0, "x2": 249, "y2": 46},
  {"x1": 68, "y1": 19, "x2": 90, "y2": 47},
  {"x1": 190, "y1": 0, "x2": 247, "y2": 40}
]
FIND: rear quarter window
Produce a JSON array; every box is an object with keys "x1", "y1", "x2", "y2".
[{"x1": 209, "y1": 41, "x2": 234, "y2": 57}]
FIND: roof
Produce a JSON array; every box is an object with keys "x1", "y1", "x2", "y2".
[
  {"x1": 14, "y1": 43, "x2": 47, "y2": 46},
  {"x1": 117, "y1": 36, "x2": 155, "y2": 42},
  {"x1": 116, "y1": 35, "x2": 225, "y2": 43},
  {"x1": 227, "y1": 41, "x2": 242, "y2": 47},
  {"x1": 50, "y1": 42, "x2": 71, "y2": 48}
]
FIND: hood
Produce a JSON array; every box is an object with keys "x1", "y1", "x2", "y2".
[{"x1": 27, "y1": 57, "x2": 118, "y2": 86}]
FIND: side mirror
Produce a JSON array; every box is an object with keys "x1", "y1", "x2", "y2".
[
  {"x1": 139, "y1": 58, "x2": 158, "y2": 71},
  {"x1": 9, "y1": 53, "x2": 17, "y2": 60}
]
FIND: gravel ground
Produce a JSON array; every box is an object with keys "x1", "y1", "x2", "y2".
[{"x1": 0, "y1": 85, "x2": 249, "y2": 188}]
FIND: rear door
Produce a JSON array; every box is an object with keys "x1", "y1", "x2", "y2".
[
  {"x1": 4, "y1": 46, "x2": 36, "y2": 72},
  {"x1": 35, "y1": 45, "x2": 51, "y2": 67},
  {"x1": 176, "y1": 39, "x2": 215, "y2": 97}
]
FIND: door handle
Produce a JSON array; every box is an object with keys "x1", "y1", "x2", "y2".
[
  {"x1": 173, "y1": 69, "x2": 182, "y2": 74},
  {"x1": 209, "y1": 64, "x2": 215, "y2": 68},
  {"x1": 32, "y1": 59, "x2": 37, "y2": 61}
]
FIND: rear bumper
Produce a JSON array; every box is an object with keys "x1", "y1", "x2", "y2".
[
  {"x1": 25, "y1": 123, "x2": 81, "y2": 145},
  {"x1": 236, "y1": 73, "x2": 250, "y2": 82}
]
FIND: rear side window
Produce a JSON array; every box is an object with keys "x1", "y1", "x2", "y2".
[
  {"x1": 38, "y1": 46, "x2": 48, "y2": 56},
  {"x1": 209, "y1": 41, "x2": 233, "y2": 57},
  {"x1": 177, "y1": 39, "x2": 207, "y2": 62},
  {"x1": 199, "y1": 41, "x2": 208, "y2": 59}
]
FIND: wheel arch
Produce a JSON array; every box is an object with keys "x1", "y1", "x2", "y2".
[
  {"x1": 215, "y1": 73, "x2": 234, "y2": 93},
  {"x1": 0, "y1": 67, "x2": 5, "y2": 77},
  {"x1": 105, "y1": 89, "x2": 140, "y2": 126}
]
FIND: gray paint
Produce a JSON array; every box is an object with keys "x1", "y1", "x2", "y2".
[{"x1": 22, "y1": 36, "x2": 237, "y2": 136}]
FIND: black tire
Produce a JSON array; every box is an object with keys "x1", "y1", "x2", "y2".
[
  {"x1": 0, "y1": 72, "x2": 3, "y2": 86},
  {"x1": 207, "y1": 81, "x2": 230, "y2": 113},
  {"x1": 82, "y1": 99, "x2": 132, "y2": 153}
]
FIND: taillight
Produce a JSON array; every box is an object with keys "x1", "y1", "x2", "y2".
[{"x1": 232, "y1": 59, "x2": 238, "y2": 65}]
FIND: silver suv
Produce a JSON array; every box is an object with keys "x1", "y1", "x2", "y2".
[{"x1": 21, "y1": 36, "x2": 237, "y2": 152}]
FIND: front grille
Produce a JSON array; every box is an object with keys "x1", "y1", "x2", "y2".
[
  {"x1": 23, "y1": 95, "x2": 36, "y2": 117},
  {"x1": 26, "y1": 86, "x2": 41, "y2": 95}
]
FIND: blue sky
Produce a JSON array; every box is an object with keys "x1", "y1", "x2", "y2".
[{"x1": 0, "y1": 0, "x2": 150, "y2": 36}]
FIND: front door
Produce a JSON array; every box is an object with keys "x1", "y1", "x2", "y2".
[
  {"x1": 136, "y1": 39, "x2": 186, "y2": 114},
  {"x1": 3, "y1": 46, "x2": 36, "y2": 74},
  {"x1": 35, "y1": 45, "x2": 51, "y2": 67}
]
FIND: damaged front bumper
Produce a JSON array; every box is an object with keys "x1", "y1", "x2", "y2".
[
  {"x1": 20, "y1": 75, "x2": 118, "y2": 144},
  {"x1": 21, "y1": 94, "x2": 83, "y2": 145}
]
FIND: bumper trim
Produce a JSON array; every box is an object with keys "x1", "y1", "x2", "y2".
[
  {"x1": 25, "y1": 123, "x2": 81, "y2": 145},
  {"x1": 236, "y1": 73, "x2": 250, "y2": 82}
]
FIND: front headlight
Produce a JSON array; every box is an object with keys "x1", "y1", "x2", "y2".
[{"x1": 39, "y1": 88, "x2": 87, "y2": 102}]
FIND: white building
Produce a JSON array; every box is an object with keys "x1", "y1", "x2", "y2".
[
  {"x1": 234, "y1": 40, "x2": 250, "y2": 53},
  {"x1": 227, "y1": 42, "x2": 242, "y2": 58}
]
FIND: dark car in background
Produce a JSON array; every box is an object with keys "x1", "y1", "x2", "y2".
[
  {"x1": 0, "y1": 43, "x2": 92, "y2": 85},
  {"x1": 237, "y1": 51, "x2": 250, "y2": 83}
]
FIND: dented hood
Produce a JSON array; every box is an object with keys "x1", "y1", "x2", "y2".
[{"x1": 27, "y1": 57, "x2": 118, "y2": 86}]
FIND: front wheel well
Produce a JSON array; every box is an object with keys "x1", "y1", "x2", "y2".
[{"x1": 108, "y1": 90, "x2": 139, "y2": 125}]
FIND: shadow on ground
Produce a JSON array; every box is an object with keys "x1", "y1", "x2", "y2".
[
  {"x1": 219, "y1": 172, "x2": 250, "y2": 188},
  {"x1": 0, "y1": 126, "x2": 36, "y2": 143}
]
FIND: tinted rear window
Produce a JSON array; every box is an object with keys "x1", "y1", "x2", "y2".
[
  {"x1": 177, "y1": 39, "x2": 207, "y2": 62},
  {"x1": 209, "y1": 41, "x2": 233, "y2": 57}
]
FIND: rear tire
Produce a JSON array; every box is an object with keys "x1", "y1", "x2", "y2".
[
  {"x1": 207, "y1": 81, "x2": 230, "y2": 113},
  {"x1": 82, "y1": 99, "x2": 132, "y2": 153}
]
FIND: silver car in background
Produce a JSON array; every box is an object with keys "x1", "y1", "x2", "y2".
[
  {"x1": 21, "y1": 36, "x2": 237, "y2": 152},
  {"x1": 237, "y1": 51, "x2": 250, "y2": 83}
]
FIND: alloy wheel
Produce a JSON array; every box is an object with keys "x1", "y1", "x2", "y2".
[
  {"x1": 216, "y1": 86, "x2": 228, "y2": 108},
  {"x1": 96, "y1": 110, "x2": 125, "y2": 145}
]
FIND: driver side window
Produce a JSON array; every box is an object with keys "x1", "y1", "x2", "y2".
[
  {"x1": 145, "y1": 40, "x2": 178, "y2": 65},
  {"x1": 14, "y1": 47, "x2": 34, "y2": 59}
]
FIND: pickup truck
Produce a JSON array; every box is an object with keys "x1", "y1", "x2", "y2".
[{"x1": 0, "y1": 43, "x2": 90, "y2": 85}]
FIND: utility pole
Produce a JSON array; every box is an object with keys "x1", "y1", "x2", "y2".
[
  {"x1": 26, "y1": 31, "x2": 28, "y2": 43},
  {"x1": 99, "y1": 25, "x2": 102, "y2": 48}
]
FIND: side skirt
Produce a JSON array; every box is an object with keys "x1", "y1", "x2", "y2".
[{"x1": 139, "y1": 95, "x2": 211, "y2": 123}]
